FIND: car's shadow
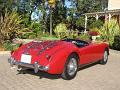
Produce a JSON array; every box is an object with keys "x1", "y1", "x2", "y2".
[
  {"x1": 16, "y1": 62, "x2": 99, "y2": 80},
  {"x1": 17, "y1": 69, "x2": 61, "y2": 80},
  {"x1": 78, "y1": 62, "x2": 99, "y2": 71}
]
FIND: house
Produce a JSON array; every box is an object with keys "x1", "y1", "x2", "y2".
[{"x1": 85, "y1": 0, "x2": 120, "y2": 32}]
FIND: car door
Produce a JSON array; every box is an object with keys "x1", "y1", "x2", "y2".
[
  {"x1": 89, "y1": 43, "x2": 102, "y2": 62},
  {"x1": 92, "y1": 43, "x2": 105, "y2": 61},
  {"x1": 78, "y1": 43, "x2": 99, "y2": 65}
]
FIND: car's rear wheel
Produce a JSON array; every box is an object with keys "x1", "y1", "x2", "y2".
[
  {"x1": 61, "y1": 54, "x2": 79, "y2": 80},
  {"x1": 100, "y1": 49, "x2": 108, "y2": 65}
]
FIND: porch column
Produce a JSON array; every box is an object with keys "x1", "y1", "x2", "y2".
[
  {"x1": 96, "y1": 14, "x2": 99, "y2": 20},
  {"x1": 84, "y1": 15, "x2": 87, "y2": 33},
  {"x1": 118, "y1": 14, "x2": 120, "y2": 26},
  {"x1": 105, "y1": 14, "x2": 108, "y2": 23},
  {"x1": 108, "y1": 13, "x2": 111, "y2": 22}
]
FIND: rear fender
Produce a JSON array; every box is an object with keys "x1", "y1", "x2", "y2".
[{"x1": 48, "y1": 47, "x2": 78, "y2": 74}]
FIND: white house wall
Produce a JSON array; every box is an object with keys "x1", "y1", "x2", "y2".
[{"x1": 108, "y1": 0, "x2": 120, "y2": 10}]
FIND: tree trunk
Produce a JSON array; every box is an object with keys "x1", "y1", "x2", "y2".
[
  {"x1": 50, "y1": 7, "x2": 53, "y2": 36},
  {"x1": 0, "y1": 41, "x2": 4, "y2": 51}
]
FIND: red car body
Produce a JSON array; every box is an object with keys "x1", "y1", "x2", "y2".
[{"x1": 8, "y1": 39, "x2": 109, "y2": 79}]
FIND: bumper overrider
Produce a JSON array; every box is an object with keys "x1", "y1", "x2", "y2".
[{"x1": 8, "y1": 57, "x2": 49, "y2": 73}]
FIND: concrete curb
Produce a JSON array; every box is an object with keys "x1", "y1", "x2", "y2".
[
  {"x1": 110, "y1": 49, "x2": 120, "y2": 55},
  {"x1": 0, "y1": 51, "x2": 10, "y2": 55}
]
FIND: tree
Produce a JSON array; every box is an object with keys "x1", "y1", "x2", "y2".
[
  {"x1": 46, "y1": 0, "x2": 67, "y2": 34},
  {"x1": 66, "y1": 0, "x2": 107, "y2": 30},
  {"x1": 0, "y1": 11, "x2": 23, "y2": 44},
  {"x1": 0, "y1": 0, "x2": 108, "y2": 39},
  {"x1": 0, "y1": 0, "x2": 14, "y2": 17}
]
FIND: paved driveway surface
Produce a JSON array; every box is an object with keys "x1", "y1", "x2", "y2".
[{"x1": 0, "y1": 52, "x2": 120, "y2": 90}]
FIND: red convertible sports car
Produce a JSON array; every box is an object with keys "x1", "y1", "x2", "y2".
[{"x1": 8, "y1": 39, "x2": 109, "y2": 80}]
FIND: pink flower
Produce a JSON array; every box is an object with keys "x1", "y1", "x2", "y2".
[{"x1": 88, "y1": 31, "x2": 99, "y2": 36}]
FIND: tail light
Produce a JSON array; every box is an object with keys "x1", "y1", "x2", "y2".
[{"x1": 46, "y1": 54, "x2": 51, "y2": 61}]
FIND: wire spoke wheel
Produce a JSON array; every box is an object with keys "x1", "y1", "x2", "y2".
[
  {"x1": 103, "y1": 51, "x2": 108, "y2": 62},
  {"x1": 67, "y1": 58, "x2": 77, "y2": 76},
  {"x1": 100, "y1": 49, "x2": 108, "y2": 65},
  {"x1": 61, "y1": 53, "x2": 78, "y2": 80}
]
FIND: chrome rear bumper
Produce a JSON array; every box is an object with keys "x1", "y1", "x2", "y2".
[{"x1": 8, "y1": 57, "x2": 49, "y2": 73}]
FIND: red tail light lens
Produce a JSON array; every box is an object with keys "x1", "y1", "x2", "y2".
[{"x1": 46, "y1": 54, "x2": 51, "y2": 61}]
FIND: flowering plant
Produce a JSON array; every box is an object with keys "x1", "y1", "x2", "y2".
[{"x1": 88, "y1": 31, "x2": 99, "y2": 36}]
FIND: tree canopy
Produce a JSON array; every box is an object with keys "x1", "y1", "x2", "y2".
[{"x1": 0, "y1": 0, "x2": 108, "y2": 33}]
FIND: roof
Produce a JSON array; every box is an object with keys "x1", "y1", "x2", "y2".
[{"x1": 85, "y1": 9, "x2": 120, "y2": 17}]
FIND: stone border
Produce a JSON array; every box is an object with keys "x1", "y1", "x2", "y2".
[
  {"x1": 0, "y1": 51, "x2": 10, "y2": 55},
  {"x1": 110, "y1": 49, "x2": 120, "y2": 55}
]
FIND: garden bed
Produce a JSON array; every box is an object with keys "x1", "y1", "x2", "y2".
[{"x1": 0, "y1": 37, "x2": 59, "y2": 51}]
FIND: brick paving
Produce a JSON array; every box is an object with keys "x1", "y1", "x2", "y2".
[{"x1": 0, "y1": 51, "x2": 120, "y2": 90}]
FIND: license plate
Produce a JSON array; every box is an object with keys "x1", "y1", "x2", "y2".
[{"x1": 21, "y1": 54, "x2": 32, "y2": 64}]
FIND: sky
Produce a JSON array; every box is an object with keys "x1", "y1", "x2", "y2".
[
  {"x1": 31, "y1": 0, "x2": 72, "y2": 21},
  {"x1": 65, "y1": 0, "x2": 72, "y2": 8}
]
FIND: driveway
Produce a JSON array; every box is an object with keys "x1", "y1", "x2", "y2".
[{"x1": 0, "y1": 51, "x2": 120, "y2": 90}]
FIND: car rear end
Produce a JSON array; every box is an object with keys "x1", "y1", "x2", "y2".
[{"x1": 8, "y1": 40, "x2": 71, "y2": 74}]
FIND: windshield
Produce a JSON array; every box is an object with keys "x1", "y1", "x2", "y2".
[{"x1": 63, "y1": 39, "x2": 89, "y2": 47}]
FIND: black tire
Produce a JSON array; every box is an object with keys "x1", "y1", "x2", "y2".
[
  {"x1": 61, "y1": 53, "x2": 79, "y2": 80},
  {"x1": 100, "y1": 49, "x2": 108, "y2": 65}
]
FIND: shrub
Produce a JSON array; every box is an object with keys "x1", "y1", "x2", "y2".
[
  {"x1": 100, "y1": 19, "x2": 120, "y2": 46},
  {"x1": 54, "y1": 23, "x2": 67, "y2": 39},
  {"x1": 112, "y1": 35, "x2": 120, "y2": 51},
  {"x1": 66, "y1": 30, "x2": 79, "y2": 39},
  {"x1": 32, "y1": 23, "x2": 41, "y2": 37},
  {"x1": 3, "y1": 41, "x2": 21, "y2": 51},
  {"x1": 41, "y1": 32, "x2": 50, "y2": 37},
  {"x1": 0, "y1": 11, "x2": 23, "y2": 44},
  {"x1": 75, "y1": 16, "x2": 85, "y2": 28},
  {"x1": 79, "y1": 33, "x2": 91, "y2": 41},
  {"x1": 20, "y1": 22, "x2": 43, "y2": 39},
  {"x1": 3, "y1": 41, "x2": 13, "y2": 51},
  {"x1": 89, "y1": 20, "x2": 104, "y2": 29}
]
